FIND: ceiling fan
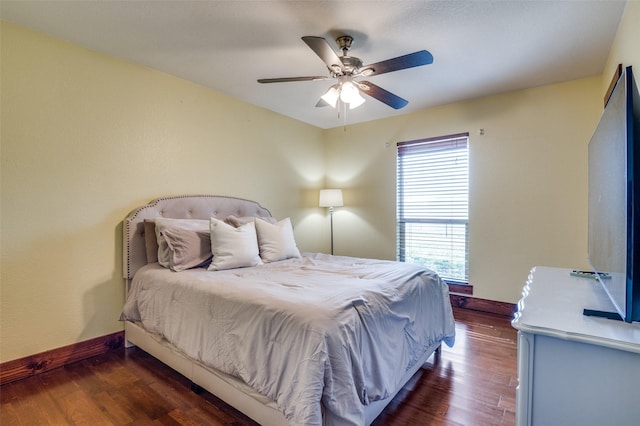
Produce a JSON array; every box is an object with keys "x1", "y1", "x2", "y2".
[{"x1": 257, "y1": 35, "x2": 433, "y2": 110}]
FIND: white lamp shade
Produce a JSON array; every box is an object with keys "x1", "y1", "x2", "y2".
[
  {"x1": 321, "y1": 86, "x2": 339, "y2": 108},
  {"x1": 348, "y1": 90, "x2": 365, "y2": 109},
  {"x1": 319, "y1": 189, "x2": 344, "y2": 207},
  {"x1": 339, "y1": 81, "x2": 358, "y2": 103}
]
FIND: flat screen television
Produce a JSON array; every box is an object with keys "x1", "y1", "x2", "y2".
[{"x1": 587, "y1": 65, "x2": 640, "y2": 323}]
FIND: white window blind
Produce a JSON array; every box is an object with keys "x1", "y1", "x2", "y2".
[{"x1": 397, "y1": 133, "x2": 469, "y2": 283}]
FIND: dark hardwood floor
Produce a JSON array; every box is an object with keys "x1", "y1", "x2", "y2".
[
  {"x1": 372, "y1": 308, "x2": 518, "y2": 426},
  {"x1": 1, "y1": 308, "x2": 518, "y2": 425}
]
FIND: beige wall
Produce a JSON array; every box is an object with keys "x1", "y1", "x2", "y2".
[
  {"x1": 0, "y1": 22, "x2": 326, "y2": 362},
  {"x1": 324, "y1": 77, "x2": 602, "y2": 303}
]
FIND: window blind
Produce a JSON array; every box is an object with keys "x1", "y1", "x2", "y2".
[{"x1": 397, "y1": 133, "x2": 469, "y2": 282}]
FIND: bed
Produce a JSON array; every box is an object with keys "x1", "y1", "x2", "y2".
[{"x1": 121, "y1": 195, "x2": 455, "y2": 425}]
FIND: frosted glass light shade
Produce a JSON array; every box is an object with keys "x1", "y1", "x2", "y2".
[
  {"x1": 339, "y1": 81, "x2": 358, "y2": 103},
  {"x1": 319, "y1": 189, "x2": 344, "y2": 207},
  {"x1": 321, "y1": 86, "x2": 339, "y2": 108},
  {"x1": 348, "y1": 91, "x2": 365, "y2": 109}
]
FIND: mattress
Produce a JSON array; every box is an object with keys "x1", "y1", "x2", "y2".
[{"x1": 121, "y1": 252, "x2": 455, "y2": 425}]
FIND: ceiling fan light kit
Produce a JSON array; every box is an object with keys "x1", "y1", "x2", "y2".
[
  {"x1": 320, "y1": 77, "x2": 366, "y2": 109},
  {"x1": 258, "y1": 34, "x2": 433, "y2": 114}
]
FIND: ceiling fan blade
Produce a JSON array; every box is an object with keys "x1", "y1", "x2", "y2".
[
  {"x1": 302, "y1": 36, "x2": 344, "y2": 73},
  {"x1": 357, "y1": 81, "x2": 409, "y2": 109},
  {"x1": 258, "y1": 76, "x2": 328, "y2": 83},
  {"x1": 315, "y1": 98, "x2": 330, "y2": 107},
  {"x1": 359, "y1": 50, "x2": 433, "y2": 77}
]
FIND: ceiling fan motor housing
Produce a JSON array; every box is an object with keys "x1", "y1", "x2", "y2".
[
  {"x1": 336, "y1": 35, "x2": 353, "y2": 52},
  {"x1": 337, "y1": 56, "x2": 363, "y2": 75}
]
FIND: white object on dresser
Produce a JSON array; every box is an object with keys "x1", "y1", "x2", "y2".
[{"x1": 511, "y1": 266, "x2": 640, "y2": 426}]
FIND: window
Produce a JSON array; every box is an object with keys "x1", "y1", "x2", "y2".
[{"x1": 397, "y1": 133, "x2": 469, "y2": 283}]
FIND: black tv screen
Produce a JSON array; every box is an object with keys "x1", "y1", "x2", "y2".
[{"x1": 588, "y1": 65, "x2": 640, "y2": 323}]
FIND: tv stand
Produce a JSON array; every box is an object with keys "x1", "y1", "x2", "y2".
[{"x1": 512, "y1": 267, "x2": 640, "y2": 426}]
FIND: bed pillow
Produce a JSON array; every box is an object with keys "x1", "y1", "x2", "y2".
[
  {"x1": 208, "y1": 218, "x2": 262, "y2": 271},
  {"x1": 144, "y1": 219, "x2": 159, "y2": 263},
  {"x1": 224, "y1": 215, "x2": 276, "y2": 227},
  {"x1": 154, "y1": 218, "x2": 210, "y2": 270},
  {"x1": 255, "y1": 217, "x2": 301, "y2": 263},
  {"x1": 162, "y1": 226, "x2": 212, "y2": 271}
]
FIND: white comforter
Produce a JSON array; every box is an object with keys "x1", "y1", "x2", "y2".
[{"x1": 121, "y1": 253, "x2": 455, "y2": 425}]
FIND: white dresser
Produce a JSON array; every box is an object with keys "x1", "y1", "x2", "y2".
[{"x1": 511, "y1": 266, "x2": 640, "y2": 426}]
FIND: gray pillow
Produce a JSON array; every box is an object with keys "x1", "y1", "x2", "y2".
[
  {"x1": 144, "y1": 219, "x2": 159, "y2": 263},
  {"x1": 154, "y1": 218, "x2": 211, "y2": 271}
]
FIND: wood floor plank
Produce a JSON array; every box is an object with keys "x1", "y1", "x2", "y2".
[
  {"x1": 0, "y1": 402, "x2": 22, "y2": 426},
  {"x1": 6, "y1": 377, "x2": 68, "y2": 425},
  {"x1": 37, "y1": 366, "x2": 83, "y2": 400},
  {"x1": 93, "y1": 390, "x2": 136, "y2": 425},
  {"x1": 60, "y1": 389, "x2": 116, "y2": 425},
  {"x1": 0, "y1": 308, "x2": 517, "y2": 425}
]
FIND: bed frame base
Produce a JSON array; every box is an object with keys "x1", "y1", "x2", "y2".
[{"x1": 124, "y1": 321, "x2": 441, "y2": 425}]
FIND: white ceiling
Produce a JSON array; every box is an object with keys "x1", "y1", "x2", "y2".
[{"x1": 1, "y1": 1, "x2": 626, "y2": 129}]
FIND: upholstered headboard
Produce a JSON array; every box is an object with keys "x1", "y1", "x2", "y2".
[{"x1": 123, "y1": 195, "x2": 272, "y2": 280}]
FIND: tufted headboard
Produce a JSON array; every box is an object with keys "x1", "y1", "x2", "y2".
[{"x1": 123, "y1": 195, "x2": 272, "y2": 281}]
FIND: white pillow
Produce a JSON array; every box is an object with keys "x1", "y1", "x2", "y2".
[
  {"x1": 208, "y1": 218, "x2": 262, "y2": 271},
  {"x1": 224, "y1": 215, "x2": 276, "y2": 228},
  {"x1": 154, "y1": 218, "x2": 210, "y2": 269},
  {"x1": 255, "y1": 217, "x2": 301, "y2": 263}
]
